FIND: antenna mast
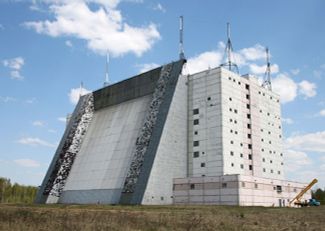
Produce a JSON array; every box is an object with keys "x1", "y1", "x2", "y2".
[
  {"x1": 220, "y1": 22, "x2": 239, "y2": 73},
  {"x1": 79, "y1": 81, "x2": 83, "y2": 97},
  {"x1": 262, "y1": 47, "x2": 272, "y2": 90},
  {"x1": 179, "y1": 16, "x2": 185, "y2": 60},
  {"x1": 104, "y1": 51, "x2": 110, "y2": 87}
]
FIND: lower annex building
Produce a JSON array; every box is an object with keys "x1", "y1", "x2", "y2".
[{"x1": 35, "y1": 59, "x2": 310, "y2": 206}]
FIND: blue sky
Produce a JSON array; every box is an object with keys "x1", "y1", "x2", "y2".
[{"x1": 0, "y1": 0, "x2": 324, "y2": 189}]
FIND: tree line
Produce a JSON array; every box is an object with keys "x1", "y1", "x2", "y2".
[
  {"x1": 312, "y1": 188, "x2": 325, "y2": 204},
  {"x1": 0, "y1": 177, "x2": 38, "y2": 203}
]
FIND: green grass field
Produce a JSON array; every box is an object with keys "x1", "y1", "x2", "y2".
[{"x1": 0, "y1": 204, "x2": 324, "y2": 231}]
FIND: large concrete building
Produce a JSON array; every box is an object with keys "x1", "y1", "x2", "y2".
[{"x1": 35, "y1": 58, "x2": 310, "y2": 206}]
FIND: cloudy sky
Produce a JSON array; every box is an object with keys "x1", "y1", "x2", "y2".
[{"x1": 0, "y1": 0, "x2": 324, "y2": 188}]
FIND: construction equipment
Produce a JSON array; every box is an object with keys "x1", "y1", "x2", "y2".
[{"x1": 289, "y1": 178, "x2": 320, "y2": 207}]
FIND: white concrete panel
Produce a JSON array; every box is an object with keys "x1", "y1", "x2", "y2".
[{"x1": 63, "y1": 95, "x2": 151, "y2": 194}]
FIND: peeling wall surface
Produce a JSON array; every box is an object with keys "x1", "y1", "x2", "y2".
[{"x1": 37, "y1": 59, "x2": 185, "y2": 204}]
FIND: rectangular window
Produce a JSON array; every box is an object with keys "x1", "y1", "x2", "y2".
[
  {"x1": 247, "y1": 114, "x2": 251, "y2": 119},
  {"x1": 247, "y1": 124, "x2": 251, "y2": 129},
  {"x1": 240, "y1": 164, "x2": 244, "y2": 169},
  {"x1": 193, "y1": 108, "x2": 199, "y2": 115},
  {"x1": 247, "y1": 134, "x2": 251, "y2": 139},
  {"x1": 193, "y1": 141, "x2": 199, "y2": 147},
  {"x1": 201, "y1": 162, "x2": 206, "y2": 167},
  {"x1": 248, "y1": 144, "x2": 252, "y2": 149},
  {"x1": 190, "y1": 184, "x2": 195, "y2": 190},
  {"x1": 193, "y1": 151, "x2": 199, "y2": 158},
  {"x1": 255, "y1": 183, "x2": 258, "y2": 189},
  {"x1": 193, "y1": 119, "x2": 199, "y2": 125},
  {"x1": 245, "y1": 84, "x2": 250, "y2": 90},
  {"x1": 249, "y1": 165, "x2": 253, "y2": 170},
  {"x1": 248, "y1": 154, "x2": 252, "y2": 160},
  {"x1": 246, "y1": 94, "x2": 250, "y2": 100},
  {"x1": 246, "y1": 104, "x2": 250, "y2": 109},
  {"x1": 222, "y1": 183, "x2": 227, "y2": 188},
  {"x1": 276, "y1": 185, "x2": 282, "y2": 192}
]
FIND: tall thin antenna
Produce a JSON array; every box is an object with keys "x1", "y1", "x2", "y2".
[
  {"x1": 220, "y1": 22, "x2": 239, "y2": 73},
  {"x1": 262, "y1": 47, "x2": 272, "y2": 90},
  {"x1": 104, "y1": 51, "x2": 110, "y2": 87},
  {"x1": 179, "y1": 16, "x2": 185, "y2": 60},
  {"x1": 79, "y1": 81, "x2": 83, "y2": 97}
]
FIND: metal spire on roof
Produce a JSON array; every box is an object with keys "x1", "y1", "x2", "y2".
[
  {"x1": 220, "y1": 22, "x2": 239, "y2": 73},
  {"x1": 103, "y1": 51, "x2": 110, "y2": 87},
  {"x1": 179, "y1": 16, "x2": 185, "y2": 60},
  {"x1": 79, "y1": 81, "x2": 84, "y2": 98},
  {"x1": 262, "y1": 47, "x2": 272, "y2": 90}
]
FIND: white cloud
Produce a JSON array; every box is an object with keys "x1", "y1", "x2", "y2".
[
  {"x1": 69, "y1": 86, "x2": 91, "y2": 104},
  {"x1": 137, "y1": 63, "x2": 160, "y2": 73},
  {"x1": 3, "y1": 57, "x2": 24, "y2": 70},
  {"x1": 153, "y1": 3, "x2": 166, "y2": 13},
  {"x1": 238, "y1": 44, "x2": 265, "y2": 61},
  {"x1": 319, "y1": 109, "x2": 325, "y2": 117},
  {"x1": 291, "y1": 68, "x2": 300, "y2": 75},
  {"x1": 58, "y1": 117, "x2": 66, "y2": 122},
  {"x1": 282, "y1": 117, "x2": 293, "y2": 124},
  {"x1": 17, "y1": 137, "x2": 56, "y2": 148},
  {"x1": 285, "y1": 131, "x2": 325, "y2": 153},
  {"x1": 25, "y1": 98, "x2": 37, "y2": 104},
  {"x1": 3, "y1": 57, "x2": 25, "y2": 80},
  {"x1": 272, "y1": 73, "x2": 298, "y2": 103},
  {"x1": 284, "y1": 150, "x2": 312, "y2": 172},
  {"x1": 298, "y1": 80, "x2": 317, "y2": 98},
  {"x1": 0, "y1": 96, "x2": 16, "y2": 103},
  {"x1": 14, "y1": 159, "x2": 40, "y2": 168},
  {"x1": 249, "y1": 63, "x2": 279, "y2": 75},
  {"x1": 65, "y1": 40, "x2": 73, "y2": 47},
  {"x1": 32, "y1": 120, "x2": 45, "y2": 127},
  {"x1": 24, "y1": 1, "x2": 160, "y2": 57}
]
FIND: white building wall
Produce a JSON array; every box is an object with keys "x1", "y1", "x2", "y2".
[
  {"x1": 173, "y1": 175, "x2": 311, "y2": 207},
  {"x1": 188, "y1": 67, "x2": 284, "y2": 180},
  {"x1": 61, "y1": 95, "x2": 151, "y2": 202},
  {"x1": 142, "y1": 75, "x2": 188, "y2": 205}
]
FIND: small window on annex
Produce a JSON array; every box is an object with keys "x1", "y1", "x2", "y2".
[{"x1": 193, "y1": 108, "x2": 199, "y2": 115}]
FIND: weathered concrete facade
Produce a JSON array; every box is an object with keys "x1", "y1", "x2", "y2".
[{"x1": 37, "y1": 61, "x2": 309, "y2": 206}]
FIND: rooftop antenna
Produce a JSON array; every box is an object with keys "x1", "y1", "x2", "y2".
[
  {"x1": 79, "y1": 81, "x2": 84, "y2": 98},
  {"x1": 103, "y1": 50, "x2": 110, "y2": 87},
  {"x1": 262, "y1": 47, "x2": 272, "y2": 90},
  {"x1": 220, "y1": 22, "x2": 239, "y2": 73},
  {"x1": 179, "y1": 16, "x2": 185, "y2": 60}
]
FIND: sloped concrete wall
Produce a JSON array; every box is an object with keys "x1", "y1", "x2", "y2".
[
  {"x1": 142, "y1": 75, "x2": 188, "y2": 205},
  {"x1": 59, "y1": 95, "x2": 151, "y2": 204}
]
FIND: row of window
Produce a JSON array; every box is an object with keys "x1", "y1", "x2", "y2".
[{"x1": 258, "y1": 91, "x2": 280, "y2": 102}]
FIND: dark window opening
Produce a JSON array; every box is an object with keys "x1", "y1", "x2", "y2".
[
  {"x1": 276, "y1": 185, "x2": 282, "y2": 192},
  {"x1": 247, "y1": 134, "x2": 251, "y2": 139},
  {"x1": 222, "y1": 183, "x2": 227, "y2": 188},
  {"x1": 249, "y1": 165, "x2": 253, "y2": 170},
  {"x1": 247, "y1": 124, "x2": 251, "y2": 129},
  {"x1": 207, "y1": 97, "x2": 211, "y2": 101},
  {"x1": 201, "y1": 162, "x2": 206, "y2": 167},
  {"x1": 246, "y1": 94, "x2": 250, "y2": 100},
  {"x1": 248, "y1": 154, "x2": 252, "y2": 160},
  {"x1": 247, "y1": 114, "x2": 251, "y2": 119},
  {"x1": 248, "y1": 144, "x2": 252, "y2": 149},
  {"x1": 193, "y1": 151, "x2": 199, "y2": 158},
  {"x1": 245, "y1": 84, "x2": 250, "y2": 90},
  {"x1": 246, "y1": 104, "x2": 250, "y2": 109},
  {"x1": 193, "y1": 119, "x2": 199, "y2": 125},
  {"x1": 190, "y1": 184, "x2": 195, "y2": 190},
  {"x1": 193, "y1": 141, "x2": 199, "y2": 147},
  {"x1": 193, "y1": 108, "x2": 199, "y2": 115},
  {"x1": 194, "y1": 131, "x2": 198, "y2": 135}
]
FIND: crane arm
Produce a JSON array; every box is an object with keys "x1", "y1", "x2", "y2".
[{"x1": 289, "y1": 178, "x2": 318, "y2": 206}]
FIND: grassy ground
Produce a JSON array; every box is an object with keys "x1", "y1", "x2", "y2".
[{"x1": 0, "y1": 204, "x2": 324, "y2": 231}]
